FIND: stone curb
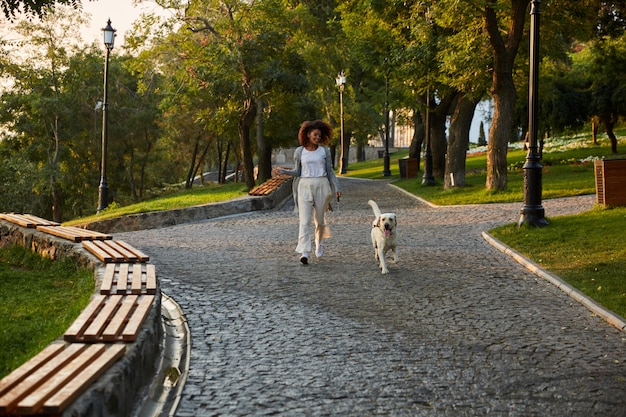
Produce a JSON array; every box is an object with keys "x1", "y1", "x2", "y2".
[
  {"x1": 79, "y1": 179, "x2": 293, "y2": 234},
  {"x1": 135, "y1": 293, "x2": 190, "y2": 417},
  {"x1": 482, "y1": 231, "x2": 626, "y2": 333}
]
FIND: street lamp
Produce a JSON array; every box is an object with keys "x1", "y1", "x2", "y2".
[
  {"x1": 519, "y1": 1, "x2": 548, "y2": 226},
  {"x1": 336, "y1": 71, "x2": 347, "y2": 174},
  {"x1": 383, "y1": 76, "x2": 391, "y2": 176},
  {"x1": 97, "y1": 19, "x2": 116, "y2": 213},
  {"x1": 422, "y1": 87, "x2": 435, "y2": 185}
]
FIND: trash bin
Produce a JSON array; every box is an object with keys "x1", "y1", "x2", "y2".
[
  {"x1": 399, "y1": 157, "x2": 418, "y2": 178},
  {"x1": 594, "y1": 158, "x2": 626, "y2": 206}
]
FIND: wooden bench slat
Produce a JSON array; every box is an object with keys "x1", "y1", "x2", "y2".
[
  {"x1": 64, "y1": 295, "x2": 107, "y2": 342},
  {"x1": 0, "y1": 344, "x2": 65, "y2": 398},
  {"x1": 115, "y1": 240, "x2": 150, "y2": 262},
  {"x1": 100, "y1": 264, "x2": 117, "y2": 295},
  {"x1": 16, "y1": 344, "x2": 106, "y2": 415},
  {"x1": 62, "y1": 225, "x2": 111, "y2": 240},
  {"x1": 104, "y1": 241, "x2": 138, "y2": 262},
  {"x1": 116, "y1": 263, "x2": 130, "y2": 294},
  {"x1": 20, "y1": 214, "x2": 59, "y2": 226},
  {"x1": 83, "y1": 295, "x2": 123, "y2": 341},
  {"x1": 102, "y1": 296, "x2": 137, "y2": 341},
  {"x1": 146, "y1": 264, "x2": 157, "y2": 295},
  {"x1": 0, "y1": 213, "x2": 59, "y2": 227},
  {"x1": 0, "y1": 213, "x2": 35, "y2": 228},
  {"x1": 93, "y1": 240, "x2": 126, "y2": 262},
  {"x1": 81, "y1": 241, "x2": 114, "y2": 263},
  {"x1": 130, "y1": 264, "x2": 143, "y2": 295},
  {"x1": 0, "y1": 344, "x2": 86, "y2": 414},
  {"x1": 36, "y1": 225, "x2": 82, "y2": 242},
  {"x1": 122, "y1": 295, "x2": 154, "y2": 342},
  {"x1": 42, "y1": 345, "x2": 126, "y2": 415},
  {"x1": 100, "y1": 264, "x2": 156, "y2": 295}
]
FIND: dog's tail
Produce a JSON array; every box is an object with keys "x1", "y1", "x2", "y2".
[{"x1": 368, "y1": 200, "x2": 382, "y2": 218}]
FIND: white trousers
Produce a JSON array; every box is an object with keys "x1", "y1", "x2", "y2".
[{"x1": 295, "y1": 177, "x2": 332, "y2": 254}]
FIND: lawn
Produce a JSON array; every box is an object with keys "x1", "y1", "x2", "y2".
[
  {"x1": 490, "y1": 207, "x2": 626, "y2": 318},
  {"x1": 0, "y1": 245, "x2": 94, "y2": 379}
]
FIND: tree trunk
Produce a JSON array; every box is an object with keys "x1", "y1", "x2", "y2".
[
  {"x1": 483, "y1": 0, "x2": 528, "y2": 191},
  {"x1": 430, "y1": 94, "x2": 455, "y2": 180},
  {"x1": 239, "y1": 96, "x2": 257, "y2": 190},
  {"x1": 486, "y1": 85, "x2": 516, "y2": 191},
  {"x1": 255, "y1": 98, "x2": 272, "y2": 182},
  {"x1": 138, "y1": 132, "x2": 152, "y2": 198},
  {"x1": 50, "y1": 117, "x2": 62, "y2": 222},
  {"x1": 185, "y1": 137, "x2": 200, "y2": 189},
  {"x1": 409, "y1": 110, "x2": 424, "y2": 170},
  {"x1": 128, "y1": 147, "x2": 137, "y2": 200},
  {"x1": 602, "y1": 116, "x2": 619, "y2": 153},
  {"x1": 592, "y1": 120, "x2": 598, "y2": 145},
  {"x1": 356, "y1": 144, "x2": 365, "y2": 162},
  {"x1": 192, "y1": 141, "x2": 212, "y2": 187},
  {"x1": 220, "y1": 141, "x2": 232, "y2": 184},
  {"x1": 445, "y1": 94, "x2": 479, "y2": 189}
]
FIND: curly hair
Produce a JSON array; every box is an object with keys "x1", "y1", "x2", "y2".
[{"x1": 297, "y1": 120, "x2": 333, "y2": 147}]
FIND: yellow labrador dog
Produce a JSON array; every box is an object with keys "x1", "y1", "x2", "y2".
[{"x1": 368, "y1": 200, "x2": 397, "y2": 274}]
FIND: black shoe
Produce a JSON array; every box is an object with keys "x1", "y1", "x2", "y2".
[{"x1": 300, "y1": 256, "x2": 308, "y2": 265}]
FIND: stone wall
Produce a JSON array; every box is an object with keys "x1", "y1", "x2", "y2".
[{"x1": 79, "y1": 178, "x2": 293, "y2": 234}]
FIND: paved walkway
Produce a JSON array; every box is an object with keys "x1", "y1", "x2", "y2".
[{"x1": 117, "y1": 178, "x2": 625, "y2": 416}]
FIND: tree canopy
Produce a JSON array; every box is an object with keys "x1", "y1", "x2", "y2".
[{"x1": 1, "y1": 0, "x2": 625, "y2": 220}]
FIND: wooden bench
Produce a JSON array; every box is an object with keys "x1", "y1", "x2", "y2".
[
  {"x1": 0, "y1": 343, "x2": 125, "y2": 416},
  {"x1": 0, "y1": 214, "x2": 158, "y2": 416},
  {"x1": 82, "y1": 240, "x2": 150, "y2": 263},
  {"x1": 36, "y1": 225, "x2": 112, "y2": 242},
  {"x1": 100, "y1": 263, "x2": 157, "y2": 295},
  {"x1": 64, "y1": 294, "x2": 155, "y2": 343},
  {"x1": 248, "y1": 174, "x2": 291, "y2": 196},
  {"x1": 0, "y1": 213, "x2": 58, "y2": 228}
]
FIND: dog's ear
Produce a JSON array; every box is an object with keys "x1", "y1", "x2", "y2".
[{"x1": 375, "y1": 216, "x2": 381, "y2": 228}]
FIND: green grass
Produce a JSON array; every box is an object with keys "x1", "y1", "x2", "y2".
[
  {"x1": 65, "y1": 182, "x2": 248, "y2": 226},
  {"x1": 0, "y1": 245, "x2": 94, "y2": 379},
  {"x1": 346, "y1": 136, "x2": 625, "y2": 205},
  {"x1": 490, "y1": 207, "x2": 626, "y2": 318}
]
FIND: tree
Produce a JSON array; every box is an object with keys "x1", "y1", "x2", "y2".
[
  {"x1": 478, "y1": 121, "x2": 487, "y2": 146},
  {"x1": 0, "y1": 7, "x2": 89, "y2": 221},
  {"x1": 583, "y1": 35, "x2": 626, "y2": 153},
  {"x1": 1, "y1": 0, "x2": 81, "y2": 20},
  {"x1": 170, "y1": 0, "x2": 310, "y2": 190}
]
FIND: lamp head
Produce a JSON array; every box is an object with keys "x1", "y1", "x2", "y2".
[
  {"x1": 336, "y1": 71, "x2": 346, "y2": 88},
  {"x1": 102, "y1": 19, "x2": 116, "y2": 50}
]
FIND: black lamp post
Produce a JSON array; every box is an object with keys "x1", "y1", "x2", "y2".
[
  {"x1": 97, "y1": 19, "x2": 116, "y2": 213},
  {"x1": 519, "y1": 1, "x2": 548, "y2": 226},
  {"x1": 422, "y1": 87, "x2": 435, "y2": 185},
  {"x1": 383, "y1": 76, "x2": 391, "y2": 176},
  {"x1": 336, "y1": 71, "x2": 347, "y2": 174}
]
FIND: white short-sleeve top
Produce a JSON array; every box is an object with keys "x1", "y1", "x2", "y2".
[{"x1": 300, "y1": 147, "x2": 327, "y2": 178}]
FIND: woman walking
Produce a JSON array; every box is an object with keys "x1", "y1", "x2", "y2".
[{"x1": 276, "y1": 120, "x2": 342, "y2": 264}]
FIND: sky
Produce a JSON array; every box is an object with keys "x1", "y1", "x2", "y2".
[{"x1": 80, "y1": 0, "x2": 169, "y2": 46}]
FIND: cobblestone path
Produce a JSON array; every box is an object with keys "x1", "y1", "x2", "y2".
[{"x1": 117, "y1": 178, "x2": 625, "y2": 416}]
